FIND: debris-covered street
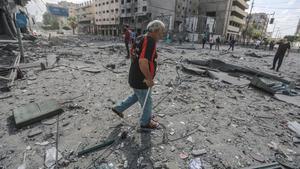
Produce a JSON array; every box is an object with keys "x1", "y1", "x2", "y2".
[{"x1": 0, "y1": 35, "x2": 300, "y2": 169}]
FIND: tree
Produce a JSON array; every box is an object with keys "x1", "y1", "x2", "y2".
[
  {"x1": 42, "y1": 12, "x2": 59, "y2": 30},
  {"x1": 284, "y1": 35, "x2": 300, "y2": 42},
  {"x1": 67, "y1": 16, "x2": 77, "y2": 35},
  {"x1": 244, "y1": 23, "x2": 263, "y2": 40}
]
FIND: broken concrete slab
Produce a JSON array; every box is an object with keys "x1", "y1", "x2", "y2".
[
  {"x1": 251, "y1": 77, "x2": 297, "y2": 95},
  {"x1": 208, "y1": 71, "x2": 250, "y2": 86},
  {"x1": 164, "y1": 162, "x2": 180, "y2": 169},
  {"x1": 287, "y1": 121, "x2": 300, "y2": 137},
  {"x1": 181, "y1": 65, "x2": 206, "y2": 76},
  {"x1": 28, "y1": 129, "x2": 43, "y2": 138},
  {"x1": 245, "y1": 52, "x2": 262, "y2": 58},
  {"x1": 274, "y1": 94, "x2": 300, "y2": 107},
  {"x1": 80, "y1": 67, "x2": 102, "y2": 73},
  {"x1": 13, "y1": 99, "x2": 63, "y2": 128},
  {"x1": 186, "y1": 59, "x2": 294, "y2": 84},
  {"x1": 182, "y1": 65, "x2": 250, "y2": 86},
  {"x1": 41, "y1": 119, "x2": 57, "y2": 125},
  {"x1": 240, "y1": 162, "x2": 282, "y2": 169}
]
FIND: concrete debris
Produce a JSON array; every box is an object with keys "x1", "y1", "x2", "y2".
[
  {"x1": 41, "y1": 119, "x2": 57, "y2": 125},
  {"x1": 45, "y1": 147, "x2": 62, "y2": 168},
  {"x1": 191, "y1": 149, "x2": 207, "y2": 156},
  {"x1": 13, "y1": 99, "x2": 63, "y2": 128},
  {"x1": 245, "y1": 52, "x2": 262, "y2": 58},
  {"x1": 27, "y1": 129, "x2": 42, "y2": 137},
  {"x1": 240, "y1": 162, "x2": 282, "y2": 169},
  {"x1": 287, "y1": 121, "x2": 300, "y2": 137},
  {"x1": 81, "y1": 67, "x2": 102, "y2": 73},
  {"x1": 292, "y1": 137, "x2": 300, "y2": 144},
  {"x1": 187, "y1": 136, "x2": 194, "y2": 143},
  {"x1": 35, "y1": 141, "x2": 50, "y2": 146},
  {"x1": 186, "y1": 59, "x2": 293, "y2": 84},
  {"x1": 189, "y1": 158, "x2": 203, "y2": 169},
  {"x1": 251, "y1": 77, "x2": 298, "y2": 96},
  {"x1": 274, "y1": 94, "x2": 300, "y2": 107},
  {"x1": 165, "y1": 162, "x2": 180, "y2": 169},
  {"x1": 1, "y1": 35, "x2": 300, "y2": 168}
]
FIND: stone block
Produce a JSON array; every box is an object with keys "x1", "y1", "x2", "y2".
[{"x1": 13, "y1": 99, "x2": 63, "y2": 128}]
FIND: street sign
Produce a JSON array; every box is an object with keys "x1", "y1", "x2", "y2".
[{"x1": 47, "y1": 5, "x2": 69, "y2": 17}]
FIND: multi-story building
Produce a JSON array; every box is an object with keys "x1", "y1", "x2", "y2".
[
  {"x1": 198, "y1": 0, "x2": 249, "y2": 40},
  {"x1": 295, "y1": 19, "x2": 300, "y2": 36},
  {"x1": 58, "y1": 1, "x2": 78, "y2": 17},
  {"x1": 119, "y1": 0, "x2": 176, "y2": 35},
  {"x1": 76, "y1": 0, "x2": 96, "y2": 34},
  {"x1": 94, "y1": 0, "x2": 120, "y2": 36},
  {"x1": 249, "y1": 13, "x2": 268, "y2": 37},
  {"x1": 46, "y1": 2, "x2": 70, "y2": 28},
  {"x1": 174, "y1": 0, "x2": 199, "y2": 32}
]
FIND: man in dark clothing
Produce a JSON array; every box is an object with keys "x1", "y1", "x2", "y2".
[
  {"x1": 112, "y1": 20, "x2": 165, "y2": 129},
  {"x1": 271, "y1": 38, "x2": 290, "y2": 72},
  {"x1": 269, "y1": 40, "x2": 275, "y2": 51},
  {"x1": 202, "y1": 37, "x2": 207, "y2": 49},
  {"x1": 227, "y1": 38, "x2": 236, "y2": 51},
  {"x1": 124, "y1": 25, "x2": 131, "y2": 59},
  {"x1": 215, "y1": 36, "x2": 221, "y2": 50}
]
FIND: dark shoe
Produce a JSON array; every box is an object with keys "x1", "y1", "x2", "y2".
[
  {"x1": 270, "y1": 67, "x2": 275, "y2": 70},
  {"x1": 276, "y1": 69, "x2": 279, "y2": 72},
  {"x1": 112, "y1": 108, "x2": 124, "y2": 118}
]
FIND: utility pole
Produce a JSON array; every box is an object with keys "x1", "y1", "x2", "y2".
[{"x1": 243, "y1": 0, "x2": 254, "y2": 44}]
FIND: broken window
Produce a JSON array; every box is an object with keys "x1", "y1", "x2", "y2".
[{"x1": 142, "y1": 6, "x2": 147, "y2": 11}]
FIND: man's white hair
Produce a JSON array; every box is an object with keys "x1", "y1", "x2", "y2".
[{"x1": 147, "y1": 20, "x2": 166, "y2": 32}]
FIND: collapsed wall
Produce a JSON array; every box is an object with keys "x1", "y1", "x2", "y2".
[{"x1": 0, "y1": 0, "x2": 30, "y2": 40}]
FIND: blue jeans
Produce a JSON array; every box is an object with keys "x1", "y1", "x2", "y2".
[{"x1": 114, "y1": 88, "x2": 152, "y2": 126}]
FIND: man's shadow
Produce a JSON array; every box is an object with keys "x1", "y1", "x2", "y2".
[{"x1": 123, "y1": 131, "x2": 153, "y2": 169}]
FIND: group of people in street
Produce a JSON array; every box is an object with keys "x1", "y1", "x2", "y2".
[
  {"x1": 202, "y1": 36, "x2": 236, "y2": 51},
  {"x1": 114, "y1": 19, "x2": 292, "y2": 131}
]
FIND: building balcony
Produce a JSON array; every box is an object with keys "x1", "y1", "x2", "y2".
[
  {"x1": 231, "y1": 6, "x2": 247, "y2": 17},
  {"x1": 78, "y1": 16, "x2": 93, "y2": 23},
  {"x1": 227, "y1": 25, "x2": 240, "y2": 33},
  {"x1": 233, "y1": 0, "x2": 249, "y2": 9},
  {"x1": 230, "y1": 15, "x2": 245, "y2": 25}
]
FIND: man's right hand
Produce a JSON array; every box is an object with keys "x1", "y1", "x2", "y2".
[{"x1": 144, "y1": 79, "x2": 154, "y2": 87}]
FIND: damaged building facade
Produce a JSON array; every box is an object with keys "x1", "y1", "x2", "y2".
[
  {"x1": 0, "y1": 0, "x2": 31, "y2": 40},
  {"x1": 76, "y1": 1, "x2": 96, "y2": 34},
  {"x1": 198, "y1": 0, "x2": 249, "y2": 40},
  {"x1": 94, "y1": 0, "x2": 120, "y2": 36},
  {"x1": 119, "y1": 0, "x2": 176, "y2": 35}
]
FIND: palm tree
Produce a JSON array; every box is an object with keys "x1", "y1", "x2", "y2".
[{"x1": 67, "y1": 16, "x2": 77, "y2": 35}]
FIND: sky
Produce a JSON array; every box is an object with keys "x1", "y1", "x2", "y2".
[
  {"x1": 26, "y1": 0, "x2": 300, "y2": 38},
  {"x1": 247, "y1": 0, "x2": 300, "y2": 37}
]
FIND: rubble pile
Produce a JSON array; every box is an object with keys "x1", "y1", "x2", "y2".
[{"x1": 0, "y1": 35, "x2": 299, "y2": 169}]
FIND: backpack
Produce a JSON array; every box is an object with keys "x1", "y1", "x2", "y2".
[{"x1": 130, "y1": 35, "x2": 145, "y2": 60}]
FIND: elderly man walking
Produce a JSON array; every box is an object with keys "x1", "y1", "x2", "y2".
[{"x1": 112, "y1": 20, "x2": 165, "y2": 129}]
